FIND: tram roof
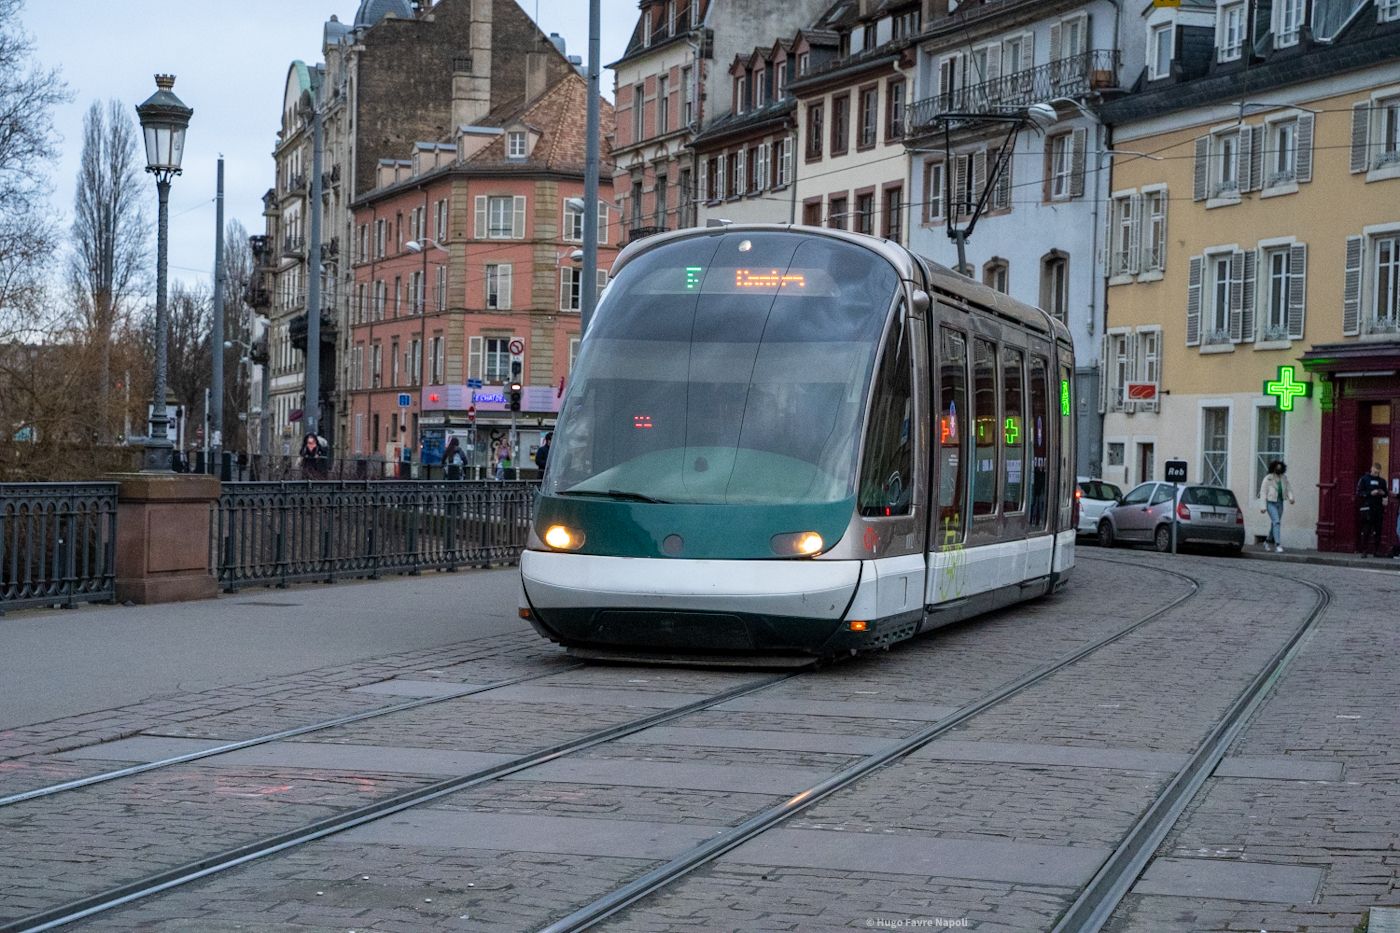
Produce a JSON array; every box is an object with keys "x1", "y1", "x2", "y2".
[{"x1": 611, "y1": 224, "x2": 1068, "y2": 345}]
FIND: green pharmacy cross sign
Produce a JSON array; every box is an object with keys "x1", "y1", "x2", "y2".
[{"x1": 1263, "y1": 365, "x2": 1312, "y2": 411}]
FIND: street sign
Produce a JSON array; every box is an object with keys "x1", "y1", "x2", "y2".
[
  {"x1": 397, "y1": 392, "x2": 412, "y2": 408},
  {"x1": 467, "y1": 378, "x2": 483, "y2": 389},
  {"x1": 508, "y1": 338, "x2": 525, "y2": 356},
  {"x1": 1263, "y1": 365, "x2": 1312, "y2": 411},
  {"x1": 1164, "y1": 460, "x2": 1188, "y2": 483},
  {"x1": 466, "y1": 404, "x2": 476, "y2": 424}
]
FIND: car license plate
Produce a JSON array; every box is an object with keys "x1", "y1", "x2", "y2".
[{"x1": 1202, "y1": 512, "x2": 1227, "y2": 521}]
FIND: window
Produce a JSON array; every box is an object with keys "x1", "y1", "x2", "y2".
[
  {"x1": 1107, "y1": 332, "x2": 1129, "y2": 411},
  {"x1": 632, "y1": 83, "x2": 645, "y2": 141},
  {"x1": 883, "y1": 186, "x2": 903, "y2": 244},
  {"x1": 807, "y1": 102, "x2": 824, "y2": 158},
  {"x1": 563, "y1": 200, "x2": 584, "y2": 241},
  {"x1": 854, "y1": 192, "x2": 874, "y2": 235},
  {"x1": 1048, "y1": 133, "x2": 1072, "y2": 200},
  {"x1": 1207, "y1": 252, "x2": 1235, "y2": 342},
  {"x1": 862, "y1": 23, "x2": 877, "y2": 51},
  {"x1": 484, "y1": 337, "x2": 511, "y2": 382},
  {"x1": 753, "y1": 67, "x2": 766, "y2": 108},
  {"x1": 1149, "y1": 24, "x2": 1173, "y2": 79},
  {"x1": 434, "y1": 199, "x2": 448, "y2": 241},
  {"x1": 1042, "y1": 253, "x2": 1069, "y2": 322},
  {"x1": 984, "y1": 259, "x2": 1008, "y2": 293},
  {"x1": 735, "y1": 74, "x2": 748, "y2": 114},
  {"x1": 486, "y1": 263, "x2": 512, "y2": 310},
  {"x1": 681, "y1": 67, "x2": 694, "y2": 126},
  {"x1": 431, "y1": 336, "x2": 444, "y2": 384},
  {"x1": 560, "y1": 267, "x2": 582, "y2": 311},
  {"x1": 1214, "y1": 130, "x2": 1240, "y2": 196},
  {"x1": 1202, "y1": 407, "x2": 1230, "y2": 487},
  {"x1": 924, "y1": 161, "x2": 945, "y2": 222},
  {"x1": 705, "y1": 156, "x2": 720, "y2": 201},
  {"x1": 409, "y1": 337, "x2": 422, "y2": 385},
  {"x1": 937, "y1": 329, "x2": 968, "y2": 543},
  {"x1": 727, "y1": 151, "x2": 741, "y2": 197},
  {"x1": 1028, "y1": 356, "x2": 1050, "y2": 530},
  {"x1": 478, "y1": 195, "x2": 525, "y2": 239},
  {"x1": 858, "y1": 86, "x2": 879, "y2": 148},
  {"x1": 1274, "y1": 0, "x2": 1304, "y2": 45},
  {"x1": 1269, "y1": 119, "x2": 1297, "y2": 186},
  {"x1": 1218, "y1": 2, "x2": 1245, "y2": 61},
  {"x1": 886, "y1": 79, "x2": 905, "y2": 140},
  {"x1": 1262, "y1": 247, "x2": 1291, "y2": 340},
  {"x1": 436, "y1": 265, "x2": 446, "y2": 312},
  {"x1": 371, "y1": 343, "x2": 382, "y2": 386},
  {"x1": 375, "y1": 219, "x2": 386, "y2": 258},
  {"x1": 1138, "y1": 330, "x2": 1160, "y2": 395},
  {"x1": 1374, "y1": 233, "x2": 1400, "y2": 329},
  {"x1": 1002, "y1": 347, "x2": 1025, "y2": 513},
  {"x1": 507, "y1": 131, "x2": 526, "y2": 158},
  {"x1": 776, "y1": 62, "x2": 788, "y2": 98},
  {"x1": 655, "y1": 174, "x2": 668, "y2": 224},
  {"x1": 745, "y1": 148, "x2": 758, "y2": 194},
  {"x1": 1382, "y1": 0, "x2": 1400, "y2": 23},
  {"x1": 1143, "y1": 189, "x2": 1167, "y2": 273},
  {"x1": 1002, "y1": 34, "x2": 1027, "y2": 77},
  {"x1": 678, "y1": 168, "x2": 693, "y2": 225},
  {"x1": 1255, "y1": 408, "x2": 1285, "y2": 492},
  {"x1": 394, "y1": 275, "x2": 402, "y2": 317},
  {"x1": 858, "y1": 307, "x2": 913, "y2": 517},
  {"x1": 893, "y1": 9, "x2": 920, "y2": 38},
  {"x1": 391, "y1": 338, "x2": 400, "y2": 386},
  {"x1": 827, "y1": 196, "x2": 847, "y2": 230},
  {"x1": 972, "y1": 338, "x2": 998, "y2": 517},
  {"x1": 831, "y1": 93, "x2": 850, "y2": 155},
  {"x1": 798, "y1": 52, "x2": 810, "y2": 75},
  {"x1": 1107, "y1": 442, "x2": 1125, "y2": 467},
  {"x1": 1110, "y1": 194, "x2": 1135, "y2": 276},
  {"x1": 373, "y1": 279, "x2": 386, "y2": 320},
  {"x1": 803, "y1": 199, "x2": 822, "y2": 225},
  {"x1": 774, "y1": 138, "x2": 791, "y2": 187},
  {"x1": 658, "y1": 75, "x2": 669, "y2": 134}
]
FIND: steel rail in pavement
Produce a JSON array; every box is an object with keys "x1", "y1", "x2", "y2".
[
  {"x1": 537, "y1": 557, "x2": 1205, "y2": 932},
  {"x1": 4, "y1": 672, "x2": 797, "y2": 933}
]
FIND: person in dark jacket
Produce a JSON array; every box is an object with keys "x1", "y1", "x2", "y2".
[
  {"x1": 535, "y1": 431, "x2": 553, "y2": 473},
  {"x1": 1357, "y1": 463, "x2": 1388, "y2": 557},
  {"x1": 442, "y1": 437, "x2": 466, "y2": 480},
  {"x1": 299, "y1": 432, "x2": 329, "y2": 480}
]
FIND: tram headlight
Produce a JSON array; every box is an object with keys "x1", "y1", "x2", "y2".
[
  {"x1": 771, "y1": 531, "x2": 824, "y2": 557},
  {"x1": 543, "y1": 524, "x2": 586, "y2": 551}
]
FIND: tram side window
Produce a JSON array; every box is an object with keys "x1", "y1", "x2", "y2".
[
  {"x1": 1028, "y1": 356, "x2": 1050, "y2": 530},
  {"x1": 972, "y1": 337, "x2": 999, "y2": 517},
  {"x1": 937, "y1": 328, "x2": 968, "y2": 544},
  {"x1": 858, "y1": 306, "x2": 913, "y2": 516},
  {"x1": 1059, "y1": 363, "x2": 1074, "y2": 524},
  {"x1": 1002, "y1": 346, "x2": 1025, "y2": 513}
]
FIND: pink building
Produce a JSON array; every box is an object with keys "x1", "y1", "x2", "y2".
[{"x1": 348, "y1": 72, "x2": 616, "y2": 470}]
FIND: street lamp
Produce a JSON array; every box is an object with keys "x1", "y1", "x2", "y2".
[
  {"x1": 135, "y1": 74, "x2": 193, "y2": 472},
  {"x1": 405, "y1": 237, "x2": 447, "y2": 471}
]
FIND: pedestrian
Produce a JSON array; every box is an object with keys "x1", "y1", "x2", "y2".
[
  {"x1": 299, "y1": 432, "x2": 329, "y2": 480},
  {"x1": 535, "y1": 431, "x2": 553, "y2": 473},
  {"x1": 443, "y1": 436, "x2": 466, "y2": 480},
  {"x1": 494, "y1": 443, "x2": 508, "y2": 482},
  {"x1": 1257, "y1": 460, "x2": 1295, "y2": 552},
  {"x1": 1356, "y1": 462, "x2": 1388, "y2": 557}
]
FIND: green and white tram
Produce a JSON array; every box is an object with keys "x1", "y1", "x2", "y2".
[{"x1": 519, "y1": 225, "x2": 1076, "y2": 663}]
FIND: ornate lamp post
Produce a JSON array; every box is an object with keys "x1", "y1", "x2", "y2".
[{"x1": 135, "y1": 74, "x2": 193, "y2": 471}]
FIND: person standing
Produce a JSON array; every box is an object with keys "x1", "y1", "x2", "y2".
[
  {"x1": 535, "y1": 431, "x2": 553, "y2": 473},
  {"x1": 442, "y1": 437, "x2": 466, "y2": 480},
  {"x1": 1356, "y1": 463, "x2": 1388, "y2": 557},
  {"x1": 299, "y1": 432, "x2": 329, "y2": 480},
  {"x1": 1258, "y1": 460, "x2": 1295, "y2": 552}
]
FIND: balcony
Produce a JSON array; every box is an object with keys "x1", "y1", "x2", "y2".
[
  {"x1": 320, "y1": 238, "x2": 339, "y2": 261},
  {"x1": 906, "y1": 50, "x2": 1120, "y2": 134},
  {"x1": 289, "y1": 309, "x2": 338, "y2": 353},
  {"x1": 243, "y1": 285, "x2": 271, "y2": 309},
  {"x1": 285, "y1": 171, "x2": 308, "y2": 195},
  {"x1": 626, "y1": 226, "x2": 667, "y2": 245},
  {"x1": 282, "y1": 235, "x2": 305, "y2": 259}
]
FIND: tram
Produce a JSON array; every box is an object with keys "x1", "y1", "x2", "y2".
[{"x1": 519, "y1": 225, "x2": 1076, "y2": 663}]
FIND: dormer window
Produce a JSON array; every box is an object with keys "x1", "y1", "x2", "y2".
[
  {"x1": 1149, "y1": 23, "x2": 1173, "y2": 79},
  {"x1": 1217, "y1": 2, "x2": 1245, "y2": 61},
  {"x1": 735, "y1": 74, "x2": 748, "y2": 114},
  {"x1": 754, "y1": 67, "x2": 765, "y2": 107},
  {"x1": 1274, "y1": 0, "x2": 1304, "y2": 45},
  {"x1": 798, "y1": 52, "x2": 810, "y2": 75},
  {"x1": 507, "y1": 131, "x2": 526, "y2": 159},
  {"x1": 643, "y1": 6, "x2": 653, "y2": 46},
  {"x1": 862, "y1": 23, "x2": 877, "y2": 51}
]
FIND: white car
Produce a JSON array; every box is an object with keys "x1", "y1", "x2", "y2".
[{"x1": 1076, "y1": 479, "x2": 1123, "y2": 536}]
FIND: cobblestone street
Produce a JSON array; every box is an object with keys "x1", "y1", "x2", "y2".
[{"x1": 1, "y1": 553, "x2": 1397, "y2": 932}]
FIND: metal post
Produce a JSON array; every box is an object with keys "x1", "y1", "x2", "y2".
[
  {"x1": 143, "y1": 179, "x2": 173, "y2": 471},
  {"x1": 305, "y1": 89, "x2": 324, "y2": 437},
  {"x1": 1172, "y1": 482, "x2": 1179, "y2": 555},
  {"x1": 211, "y1": 157, "x2": 225, "y2": 465},
  {"x1": 580, "y1": 0, "x2": 601, "y2": 335}
]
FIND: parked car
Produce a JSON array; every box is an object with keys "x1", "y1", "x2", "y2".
[
  {"x1": 1097, "y1": 482, "x2": 1245, "y2": 554},
  {"x1": 1076, "y1": 478, "x2": 1123, "y2": 537}
]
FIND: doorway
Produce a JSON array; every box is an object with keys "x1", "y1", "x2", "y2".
[
  {"x1": 1362, "y1": 403, "x2": 1394, "y2": 553},
  {"x1": 1137, "y1": 442, "x2": 1155, "y2": 486}
]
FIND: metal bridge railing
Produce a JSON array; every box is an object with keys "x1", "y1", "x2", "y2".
[
  {"x1": 0, "y1": 483, "x2": 118, "y2": 612},
  {"x1": 214, "y1": 480, "x2": 538, "y2": 591}
]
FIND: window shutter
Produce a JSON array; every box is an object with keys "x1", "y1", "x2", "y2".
[
  {"x1": 468, "y1": 336, "x2": 483, "y2": 380},
  {"x1": 1193, "y1": 136, "x2": 1209, "y2": 201},
  {"x1": 1237, "y1": 128, "x2": 1252, "y2": 191},
  {"x1": 1070, "y1": 127, "x2": 1087, "y2": 198},
  {"x1": 1101, "y1": 200, "x2": 1114, "y2": 273},
  {"x1": 972, "y1": 149, "x2": 987, "y2": 203},
  {"x1": 1152, "y1": 193, "x2": 1167, "y2": 272},
  {"x1": 1241, "y1": 249, "x2": 1257, "y2": 343},
  {"x1": 559, "y1": 268, "x2": 570, "y2": 311},
  {"x1": 954, "y1": 154, "x2": 969, "y2": 217},
  {"x1": 474, "y1": 195, "x2": 486, "y2": 239},
  {"x1": 1186, "y1": 255, "x2": 1203, "y2": 346},
  {"x1": 1350, "y1": 102, "x2": 1371, "y2": 174},
  {"x1": 782, "y1": 138, "x2": 793, "y2": 185},
  {"x1": 735, "y1": 151, "x2": 745, "y2": 195},
  {"x1": 1123, "y1": 331, "x2": 1139, "y2": 414},
  {"x1": 1342, "y1": 235, "x2": 1363, "y2": 336},
  {"x1": 1229, "y1": 250, "x2": 1246, "y2": 342},
  {"x1": 1287, "y1": 243, "x2": 1306, "y2": 340},
  {"x1": 598, "y1": 205, "x2": 609, "y2": 245},
  {"x1": 994, "y1": 148, "x2": 1012, "y2": 209},
  {"x1": 758, "y1": 142, "x2": 769, "y2": 190},
  {"x1": 699, "y1": 158, "x2": 708, "y2": 201},
  {"x1": 1097, "y1": 337, "x2": 1109, "y2": 415},
  {"x1": 1049, "y1": 22, "x2": 1062, "y2": 64},
  {"x1": 512, "y1": 195, "x2": 526, "y2": 238},
  {"x1": 1248, "y1": 125, "x2": 1264, "y2": 191},
  {"x1": 500, "y1": 264, "x2": 512, "y2": 310},
  {"x1": 596, "y1": 268, "x2": 608, "y2": 299},
  {"x1": 1296, "y1": 114, "x2": 1314, "y2": 183},
  {"x1": 1127, "y1": 194, "x2": 1143, "y2": 275}
]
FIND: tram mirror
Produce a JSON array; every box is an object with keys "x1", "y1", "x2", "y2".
[{"x1": 910, "y1": 289, "x2": 931, "y2": 314}]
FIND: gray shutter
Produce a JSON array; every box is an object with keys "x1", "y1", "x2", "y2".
[
  {"x1": 698, "y1": 157, "x2": 708, "y2": 202},
  {"x1": 500, "y1": 264, "x2": 513, "y2": 310},
  {"x1": 1228, "y1": 250, "x2": 1245, "y2": 342},
  {"x1": 1287, "y1": 243, "x2": 1307, "y2": 340},
  {"x1": 1248, "y1": 125, "x2": 1264, "y2": 191},
  {"x1": 1100, "y1": 198, "x2": 1114, "y2": 273},
  {"x1": 1124, "y1": 331, "x2": 1138, "y2": 414},
  {"x1": 1186, "y1": 255, "x2": 1203, "y2": 346},
  {"x1": 513, "y1": 195, "x2": 526, "y2": 238},
  {"x1": 1070, "y1": 127, "x2": 1087, "y2": 198},
  {"x1": 1049, "y1": 22, "x2": 1062, "y2": 65},
  {"x1": 1127, "y1": 194, "x2": 1142, "y2": 275},
  {"x1": 1241, "y1": 249, "x2": 1257, "y2": 343},
  {"x1": 1238, "y1": 125, "x2": 1254, "y2": 192},
  {"x1": 1296, "y1": 114, "x2": 1314, "y2": 183},
  {"x1": 474, "y1": 195, "x2": 486, "y2": 238},
  {"x1": 1193, "y1": 136, "x2": 1209, "y2": 201},
  {"x1": 468, "y1": 336, "x2": 483, "y2": 380},
  {"x1": 1350, "y1": 103, "x2": 1371, "y2": 174},
  {"x1": 972, "y1": 149, "x2": 987, "y2": 204},
  {"x1": 1342, "y1": 235, "x2": 1363, "y2": 336},
  {"x1": 995, "y1": 147, "x2": 1013, "y2": 210},
  {"x1": 954, "y1": 154, "x2": 969, "y2": 216},
  {"x1": 1097, "y1": 338, "x2": 1108, "y2": 415}
]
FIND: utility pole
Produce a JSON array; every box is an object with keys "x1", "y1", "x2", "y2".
[
  {"x1": 304, "y1": 82, "x2": 324, "y2": 438},
  {"x1": 211, "y1": 156, "x2": 226, "y2": 475},
  {"x1": 580, "y1": 0, "x2": 601, "y2": 335}
]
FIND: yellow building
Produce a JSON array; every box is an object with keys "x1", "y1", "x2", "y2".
[{"x1": 1098, "y1": 0, "x2": 1400, "y2": 553}]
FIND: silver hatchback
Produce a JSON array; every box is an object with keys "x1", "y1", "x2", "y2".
[{"x1": 1097, "y1": 482, "x2": 1245, "y2": 554}]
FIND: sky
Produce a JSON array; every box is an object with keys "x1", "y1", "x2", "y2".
[{"x1": 18, "y1": 0, "x2": 635, "y2": 292}]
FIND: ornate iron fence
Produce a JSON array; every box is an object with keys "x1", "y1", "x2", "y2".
[
  {"x1": 214, "y1": 480, "x2": 538, "y2": 591},
  {"x1": 0, "y1": 483, "x2": 118, "y2": 612},
  {"x1": 906, "y1": 50, "x2": 1120, "y2": 134}
]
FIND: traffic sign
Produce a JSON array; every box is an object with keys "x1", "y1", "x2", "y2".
[
  {"x1": 466, "y1": 404, "x2": 476, "y2": 424},
  {"x1": 397, "y1": 392, "x2": 412, "y2": 408},
  {"x1": 467, "y1": 378, "x2": 483, "y2": 389},
  {"x1": 1164, "y1": 460, "x2": 1188, "y2": 483},
  {"x1": 508, "y1": 338, "x2": 525, "y2": 356}
]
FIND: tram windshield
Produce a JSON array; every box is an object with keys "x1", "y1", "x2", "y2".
[{"x1": 544, "y1": 231, "x2": 901, "y2": 505}]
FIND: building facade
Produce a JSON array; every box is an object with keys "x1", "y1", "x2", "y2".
[{"x1": 1098, "y1": 0, "x2": 1400, "y2": 553}]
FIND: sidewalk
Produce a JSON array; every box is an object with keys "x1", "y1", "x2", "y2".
[{"x1": 1239, "y1": 542, "x2": 1400, "y2": 572}]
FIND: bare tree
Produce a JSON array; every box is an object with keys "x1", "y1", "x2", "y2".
[
  {"x1": 155, "y1": 280, "x2": 212, "y2": 445},
  {"x1": 0, "y1": 0, "x2": 69, "y2": 341},
  {"x1": 220, "y1": 219, "x2": 255, "y2": 449},
  {"x1": 67, "y1": 99, "x2": 148, "y2": 439}
]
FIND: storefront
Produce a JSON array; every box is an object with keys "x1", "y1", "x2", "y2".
[
  {"x1": 421, "y1": 384, "x2": 561, "y2": 474},
  {"x1": 1301, "y1": 342, "x2": 1400, "y2": 554}
]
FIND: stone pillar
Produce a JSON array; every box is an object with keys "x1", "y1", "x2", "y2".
[{"x1": 107, "y1": 474, "x2": 221, "y2": 604}]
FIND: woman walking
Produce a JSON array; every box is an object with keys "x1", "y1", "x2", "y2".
[{"x1": 1258, "y1": 460, "x2": 1295, "y2": 552}]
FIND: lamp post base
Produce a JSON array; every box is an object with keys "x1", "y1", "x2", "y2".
[{"x1": 141, "y1": 439, "x2": 176, "y2": 473}]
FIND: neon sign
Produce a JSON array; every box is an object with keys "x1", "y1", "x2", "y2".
[
  {"x1": 734, "y1": 269, "x2": 806, "y2": 289},
  {"x1": 1004, "y1": 416, "x2": 1021, "y2": 445},
  {"x1": 632, "y1": 414, "x2": 654, "y2": 429},
  {"x1": 685, "y1": 266, "x2": 703, "y2": 290},
  {"x1": 1060, "y1": 380, "x2": 1071, "y2": 416},
  {"x1": 1263, "y1": 365, "x2": 1312, "y2": 411}
]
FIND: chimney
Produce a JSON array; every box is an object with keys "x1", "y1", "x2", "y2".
[
  {"x1": 452, "y1": 0, "x2": 493, "y2": 128},
  {"x1": 524, "y1": 51, "x2": 549, "y2": 104}
]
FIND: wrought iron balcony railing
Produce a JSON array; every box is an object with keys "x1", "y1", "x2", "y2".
[
  {"x1": 906, "y1": 50, "x2": 1119, "y2": 134},
  {"x1": 281, "y1": 235, "x2": 305, "y2": 258}
]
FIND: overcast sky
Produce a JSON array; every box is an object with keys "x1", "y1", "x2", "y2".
[{"x1": 19, "y1": 0, "x2": 635, "y2": 292}]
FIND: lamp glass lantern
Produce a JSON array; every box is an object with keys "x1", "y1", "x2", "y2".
[{"x1": 136, "y1": 75, "x2": 193, "y2": 180}]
